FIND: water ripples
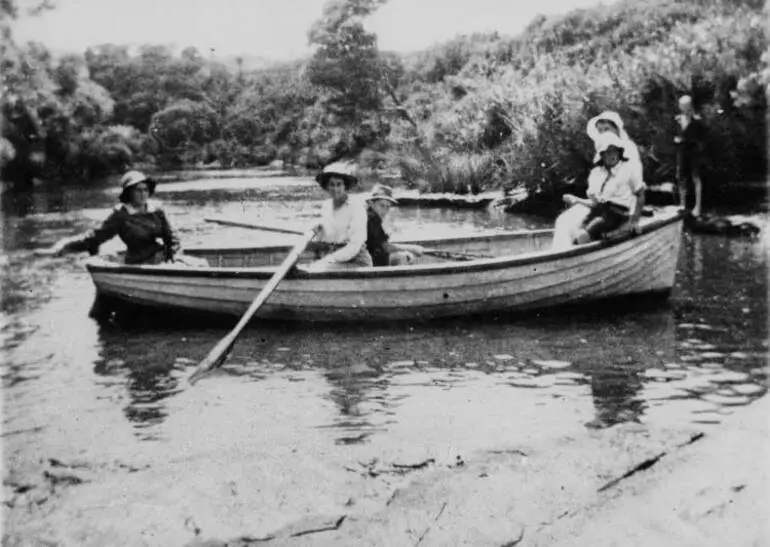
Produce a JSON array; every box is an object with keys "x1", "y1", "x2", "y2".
[{"x1": 1, "y1": 175, "x2": 767, "y2": 470}]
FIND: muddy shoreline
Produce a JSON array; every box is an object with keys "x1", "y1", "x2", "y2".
[{"x1": 4, "y1": 392, "x2": 767, "y2": 546}]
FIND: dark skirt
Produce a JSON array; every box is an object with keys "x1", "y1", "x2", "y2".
[{"x1": 581, "y1": 202, "x2": 629, "y2": 240}]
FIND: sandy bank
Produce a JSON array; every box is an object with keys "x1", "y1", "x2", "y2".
[{"x1": 4, "y1": 393, "x2": 767, "y2": 546}]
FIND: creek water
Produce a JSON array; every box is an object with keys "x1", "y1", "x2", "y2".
[{"x1": 1, "y1": 174, "x2": 768, "y2": 490}]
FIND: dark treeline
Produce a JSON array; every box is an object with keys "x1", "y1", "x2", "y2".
[{"x1": 1, "y1": 0, "x2": 767, "y2": 198}]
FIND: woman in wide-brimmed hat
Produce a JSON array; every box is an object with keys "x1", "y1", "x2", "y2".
[
  {"x1": 553, "y1": 110, "x2": 645, "y2": 250},
  {"x1": 37, "y1": 170, "x2": 184, "y2": 265},
  {"x1": 365, "y1": 184, "x2": 424, "y2": 267},
  {"x1": 307, "y1": 162, "x2": 373, "y2": 271},
  {"x1": 568, "y1": 132, "x2": 646, "y2": 244},
  {"x1": 585, "y1": 111, "x2": 643, "y2": 181}
]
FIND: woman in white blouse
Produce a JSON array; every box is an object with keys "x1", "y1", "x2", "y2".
[
  {"x1": 552, "y1": 110, "x2": 644, "y2": 250},
  {"x1": 308, "y1": 162, "x2": 373, "y2": 271},
  {"x1": 566, "y1": 132, "x2": 646, "y2": 244}
]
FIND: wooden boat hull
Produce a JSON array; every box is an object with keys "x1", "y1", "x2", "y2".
[{"x1": 85, "y1": 208, "x2": 684, "y2": 322}]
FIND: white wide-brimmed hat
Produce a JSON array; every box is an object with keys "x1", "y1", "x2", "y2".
[
  {"x1": 315, "y1": 162, "x2": 358, "y2": 188},
  {"x1": 591, "y1": 110, "x2": 625, "y2": 132}
]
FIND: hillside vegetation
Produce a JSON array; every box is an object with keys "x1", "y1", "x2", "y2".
[{"x1": 2, "y1": 0, "x2": 767, "y2": 202}]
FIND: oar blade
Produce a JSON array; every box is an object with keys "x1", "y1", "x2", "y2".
[
  {"x1": 188, "y1": 333, "x2": 237, "y2": 385},
  {"x1": 187, "y1": 227, "x2": 318, "y2": 387}
]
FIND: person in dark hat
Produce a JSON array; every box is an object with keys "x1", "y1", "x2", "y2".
[
  {"x1": 37, "y1": 170, "x2": 183, "y2": 265},
  {"x1": 568, "y1": 133, "x2": 646, "y2": 244},
  {"x1": 307, "y1": 162, "x2": 373, "y2": 271},
  {"x1": 365, "y1": 184, "x2": 425, "y2": 267}
]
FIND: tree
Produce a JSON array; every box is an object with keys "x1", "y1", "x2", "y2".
[
  {"x1": 1, "y1": 3, "x2": 145, "y2": 188},
  {"x1": 306, "y1": 0, "x2": 389, "y2": 127},
  {"x1": 149, "y1": 99, "x2": 220, "y2": 151}
]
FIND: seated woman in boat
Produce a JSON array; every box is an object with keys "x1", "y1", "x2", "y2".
[
  {"x1": 585, "y1": 111, "x2": 643, "y2": 178},
  {"x1": 567, "y1": 133, "x2": 646, "y2": 245},
  {"x1": 366, "y1": 184, "x2": 425, "y2": 266},
  {"x1": 37, "y1": 170, "x2": 199, "y2": 265},
  {"x1": 307, "y1": 162, "x2": 373, "y2": 271},
  {"x1": 553, "y1": 111, "x2": 644, "y2": 249}
]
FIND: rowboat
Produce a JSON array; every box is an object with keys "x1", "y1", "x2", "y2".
[{"x1": 85, "y1": 206, "x2": 684, "y2": 322}]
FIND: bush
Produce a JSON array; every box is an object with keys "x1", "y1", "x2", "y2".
[{"x1": 386, "y1": 0, "x2": 767, "y2": 203}]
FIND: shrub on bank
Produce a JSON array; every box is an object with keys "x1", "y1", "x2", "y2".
[
  {"x1": 387, "y1": 1, "x2": 767, "y2": 201},
  {"x1": 385, "y1": 152, "x2": 502, "y2": 194}
]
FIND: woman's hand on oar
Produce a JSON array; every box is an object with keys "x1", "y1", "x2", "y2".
[{"x1": 188, "y1": 226, "x2": 319, "y2": 385}]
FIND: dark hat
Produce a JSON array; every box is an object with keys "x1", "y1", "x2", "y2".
[
  {"x1": 367, "y1": 183, "x2": 398, "y2": 204},
  {"x1": 119, "y1": 171, "x2": 156, "y2": 203},
  {"x1": 315, "y1": 162, "x2": 358, "y2": 189}
]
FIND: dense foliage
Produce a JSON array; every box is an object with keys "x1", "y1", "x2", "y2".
[
  {"x1": 1, "y1": 0, "x2": 767, "y2": 201},
  {"x1": 389, "y1": 0, "x2": 768, "y2": 197}
]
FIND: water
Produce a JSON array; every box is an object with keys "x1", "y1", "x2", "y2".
[{"x1": 1, "y1": 175, "x2": 768, "y2": 484}]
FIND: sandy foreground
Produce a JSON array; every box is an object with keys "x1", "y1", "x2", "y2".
[{"x1": 3, "y1": 394, "x2": 768, "y2": 547}]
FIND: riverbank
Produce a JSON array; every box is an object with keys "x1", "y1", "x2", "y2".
[{"x1": 4, "y1": 390, "x2": 767, "y2": 546}]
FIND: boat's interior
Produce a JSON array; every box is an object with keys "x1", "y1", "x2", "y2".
[
  {"x1": 183, "y1": 227, "x2": 558, "y2": 269},
  {"x1": 182, "y1": 207, "x2": 680, "y2": 269}
]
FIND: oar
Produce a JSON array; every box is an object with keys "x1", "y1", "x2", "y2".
[
  {"x1": 205, "y1": 217, "x2": 301, "y2": 236},
  {"x1": 188, "y1": 227, "x2": 318, "y2": 385},
  {"x1": 204, "y1": 218, "x2": 493, "y2": 261}
]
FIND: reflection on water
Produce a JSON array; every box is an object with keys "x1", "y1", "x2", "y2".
[{"x1": 1, "y1": 175, "x2": 768, "y2": 471}]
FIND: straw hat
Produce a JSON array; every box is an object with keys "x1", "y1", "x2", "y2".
[
  {"x1": 119, "y1": 171, "x2": 156, "y2": 203},
  {"x1": 367, "y1": 183, "x2": 398, "y2": 205},
  {"x1": 315, "y1": 162, "x2": 358, "y2": 189}
]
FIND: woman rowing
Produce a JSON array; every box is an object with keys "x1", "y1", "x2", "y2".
[
  {"x1": 365, "y1": 184, "x2": 424, "y2": 266},
  {"x1": 36, "y1": 171, "x2": 187, "y2": 264},
  {"x1": 307, "y1": 162, "x2": 373, "y2": 271},
  {"x1": 567, "y1": 132, "x2": 646, "y2": 244},
  {"x1": 553, "y1": 110, "x2": 644, "y2": 249}
]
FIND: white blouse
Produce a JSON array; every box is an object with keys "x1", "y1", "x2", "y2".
[
  {"x1": 317, "y1": 196, "x2": 368, "y2": 263},
  {"x1": 587, "y1": 160, "x2": 646, "y2": 211}
]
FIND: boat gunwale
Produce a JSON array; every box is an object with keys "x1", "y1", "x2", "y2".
[{"x1": 85, "y1": 211, "x2": 684, "y2": 280}]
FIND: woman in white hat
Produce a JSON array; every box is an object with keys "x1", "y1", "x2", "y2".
[
  {"x1": 307, "y1": 162, "x2": 373, "y2": 271},
  {"x1": 585, "y1": 111, "x2": 643, "y2": 181},
  {"x1": 567, "y1": 133, "x2": 646, "y2": 244},
  {"x1": 365, "y1": 184, "x2": 425, "y2": 266},
  {"x1": 37, "y1": 170, "x2": 183, "y2": 265},
  {"x1": 552, "y1": 110, "x2": 644, "y2": 249}
]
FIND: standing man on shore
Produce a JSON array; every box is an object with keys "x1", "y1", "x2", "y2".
[{"x1": 675, "y1": 95, "x2": 707, "y2": 217}]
